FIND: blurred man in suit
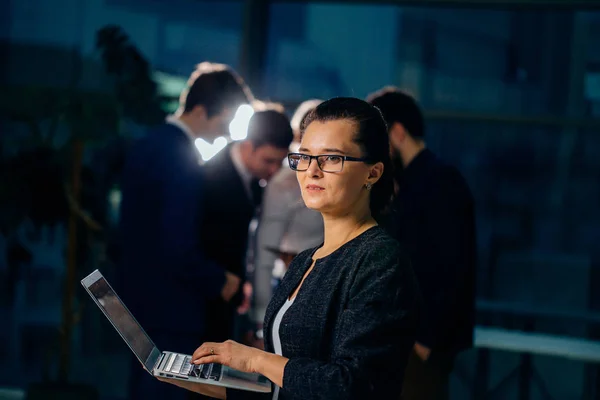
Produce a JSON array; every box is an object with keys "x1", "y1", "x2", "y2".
[
  {"x1": 119, "y1": 62, "x2": 253, "y2": 400},
  {"x1": 368, "y1": 87, "x2": 477, "y2": 400},
  {"x1": 199, "y1": 106, "x2": 293, "y2": 344},
  {"x1": 252, "y1": 100, "x2": 324, "y2": 332}
]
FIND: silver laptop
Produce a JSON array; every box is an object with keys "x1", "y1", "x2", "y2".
[{"x1": 81, "y1": 269, "x2": 271, "y2": 393}]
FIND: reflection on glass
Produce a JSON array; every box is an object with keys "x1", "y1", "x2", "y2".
[{"x1": 89, "y1": 277, "x2": 154, "y2": 363}]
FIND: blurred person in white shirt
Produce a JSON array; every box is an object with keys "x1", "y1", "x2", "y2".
[{"x1": 250, "y1": 100, "x2": 324, "y2": 335}]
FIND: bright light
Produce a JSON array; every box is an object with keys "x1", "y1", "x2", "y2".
[
  {"x1": 229, "y1": 104, "x2": 254, "y2": 141},
  {"x1": 229, "y1": 119, "x2": 248, "y2": 141},
  {"x1": 193, "y1": 103, "x2": 254, "y2": 161},
  {"x1": 195, "y1": 136, "x2": 228, "y2": 162}
]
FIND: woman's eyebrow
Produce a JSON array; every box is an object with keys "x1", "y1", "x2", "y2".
[
  {"x1": 321, "y1": 148, "x2": 346, "y2": 154},
  {"x1": 298, "y1": 147, "x2": 346, "y2": 154}
]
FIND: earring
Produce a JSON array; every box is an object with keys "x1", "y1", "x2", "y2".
[{"x1": 365, "y1": 182, "x2": 373, "y2": 191}]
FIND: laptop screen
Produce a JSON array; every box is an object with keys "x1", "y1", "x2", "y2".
[{"x1": 87, "y1": 275, "x2": 155, "y2": 364}]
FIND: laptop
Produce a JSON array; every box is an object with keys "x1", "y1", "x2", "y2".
[{"x1": 81, "y1": 269, "x2": 271, "y2": 393}]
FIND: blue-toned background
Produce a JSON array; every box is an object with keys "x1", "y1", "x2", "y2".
[{"x1": 1, "y1": 1, "x2": 599, "y2": 399}]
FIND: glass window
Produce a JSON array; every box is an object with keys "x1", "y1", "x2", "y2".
[
  {"x1": 83, "y1": 0, "x2": 244, "y2": 76},
  {"x1": 427, "y1": 118, "x2": 600, "y2": 337},
  {"x1": 264, "y1": 4, "x2": 594, "y2": 118},
  {"x1": 585, "y1": 12, "x2": 600, "y2": 117},
  {"x1": 265, "y1": 3, "x2": 400, "y2": 101},
  {"x1": 4, "y1": 0, "x2": 244, "y2": 89}
]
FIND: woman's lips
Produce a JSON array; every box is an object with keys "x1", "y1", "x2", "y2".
[{"x1": 306, "y1": 184, "x2": 324, "y2": 191}]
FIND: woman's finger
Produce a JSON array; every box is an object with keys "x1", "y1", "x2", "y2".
[
  {"x1": 193, "y1": 355, "x2": 220, "y2": 365},
  {"x1": 192, "y1": 342, "x2": 221, "y2": 363}
]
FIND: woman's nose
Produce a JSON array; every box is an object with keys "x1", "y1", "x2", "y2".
[{"x1": 306, "y1": 158, "x2": 322, "y2": 177}]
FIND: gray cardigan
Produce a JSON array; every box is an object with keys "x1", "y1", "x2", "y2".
[{"x1": 229, "y1": 226, "x2": 419, "y2": 400}]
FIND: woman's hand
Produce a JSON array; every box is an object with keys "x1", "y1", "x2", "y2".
[
  {"x1": 156, "y1": 376, "x2": 226, "y2": 399},
  {"x1": 192, "y1": 340, "x2": 263, "y2": 374}
]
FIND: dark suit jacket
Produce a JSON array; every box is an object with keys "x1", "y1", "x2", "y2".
[
  {"x1": 200, "y1": 144, "x2": 258, "y2": 279},
  {"x1": 385, "y1": 149, "x2": 476, "y2": 355},
  {"x1": 199, "y1": 144, "x2": 260, "y2": 339},
  {"x1": 228, "y1": 226, "x2": 420, "y2": 400},
  {"x1": 117, "y1": 123, "x2": 226, "y2": 339}
]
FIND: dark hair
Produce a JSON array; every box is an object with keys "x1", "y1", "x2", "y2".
[
  {"x1": 181, "y1": 62, "x2": 254, "y2": 117},
  {"x1": 247, "y1": 109, "x2": 293, "y2": 149},
  {"x1": 300, "y1": 97, "x2": 394, "y2": 219},
  {"x1": 366, "y1": 86, "x2": 425, "y2": 139}
]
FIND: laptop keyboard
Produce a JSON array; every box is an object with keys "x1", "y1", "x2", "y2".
[
  {"x1": 163, "y1": 353, "x2": 221, "y2": 380},
  {"x1": 192, "y1": 363, "x2": 222, "y2": 380}
]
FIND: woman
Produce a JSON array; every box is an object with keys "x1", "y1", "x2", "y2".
[{"x1": 160, "y1": 97, "x2": 419, "y2": 399}]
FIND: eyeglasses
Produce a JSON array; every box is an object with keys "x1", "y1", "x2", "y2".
[{"x1": 287, "y1": 153, "x2": 368, "y2": 173}]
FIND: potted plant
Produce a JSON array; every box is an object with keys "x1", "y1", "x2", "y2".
[{"x1": 0, "y1": 25, "x2": 164, "y2": 399}]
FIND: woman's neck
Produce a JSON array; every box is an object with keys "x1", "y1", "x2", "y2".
[{"x1": 316, "y1": 210, "x2": 377, "y2": 258}]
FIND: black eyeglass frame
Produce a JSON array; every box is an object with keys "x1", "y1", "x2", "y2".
[{"x1": 287, "y1": 152, "x2": 369, "y2": 172}]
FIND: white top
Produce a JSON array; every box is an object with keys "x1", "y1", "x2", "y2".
[{"x1": 271, "y1": 297, "x2": 295, "y2": 400}]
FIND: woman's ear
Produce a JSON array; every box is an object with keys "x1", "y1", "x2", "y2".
[{"x1": 367, "y1": 162, "x2": 384, "y2": 185}]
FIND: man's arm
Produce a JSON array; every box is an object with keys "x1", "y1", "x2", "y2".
[{"x1": 159, "y1": 142, "x2": 238, "y2": 300}]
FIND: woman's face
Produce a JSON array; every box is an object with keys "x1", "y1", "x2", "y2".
[{"x1": 297, "y1": 119, "x2": 381, "y2": 218}]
